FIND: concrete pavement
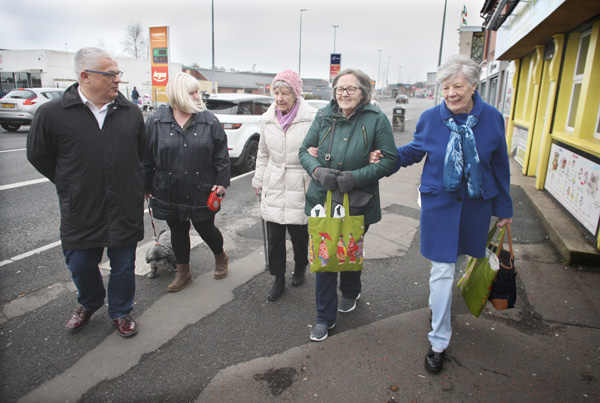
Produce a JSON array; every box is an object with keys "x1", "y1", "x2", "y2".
[{"x1": 196, "y1": 159, "x2": 600, "y2": 402}]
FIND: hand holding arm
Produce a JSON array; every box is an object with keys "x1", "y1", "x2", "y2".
[{"x1": 369, "y1": 150, "x2": 384, "y2": 164}]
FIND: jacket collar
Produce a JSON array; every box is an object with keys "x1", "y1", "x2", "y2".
[
  {"x1": 60, "y1": 83, "x2": 131, "y2": 110},
  {"x1": 439, "y1": 90, "x2": 483, "y2": 121}
]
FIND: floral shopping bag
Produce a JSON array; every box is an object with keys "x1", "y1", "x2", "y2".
[{"x1": 309, "y1": 190, "x2": 365, "y2": 273}]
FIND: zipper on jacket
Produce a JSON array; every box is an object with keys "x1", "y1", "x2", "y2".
[
  {"x1": 362, "y1": 125, "x2": 368, "y2": 149},
  {"x1": 319, "y1": 125, "x2": 332, "y2": 145}
]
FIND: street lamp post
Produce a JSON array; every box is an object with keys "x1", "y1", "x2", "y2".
[
  {"x1": 377, "y1": 50, "x2": 382, "y2": 96},
  {"x1": 211, "y1": 0, "x2": 215, "y2": 94},
  {"x1": 398, "y1": 65, "x2": 402, "y2": 84},
  {"x1": 433, "y1": 0, "x2": 448, "y2": 104},
  {"x1": 298, "y1": 9, "x2": 308, "y2": 78},
  {"x1": 332, "y1": 25, "x2": 339, "y2": 53},
  {"x1": 386, "y1": 55, "x2": 391, "y2": 97}
]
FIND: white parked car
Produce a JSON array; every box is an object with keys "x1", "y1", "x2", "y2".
[
  {"x1": 204, "y1": 94, "x2": 273, "y2": 172},
  {"x1": 306, "y1": 99, "x2": 330, "y2": 110},
  {"x1": 0, "y1": 88, "x2": 64, "y2": 131}
]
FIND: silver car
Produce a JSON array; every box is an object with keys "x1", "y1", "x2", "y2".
[{"x1": 0, "y1": 88, "x2": 64, "y2": 131}]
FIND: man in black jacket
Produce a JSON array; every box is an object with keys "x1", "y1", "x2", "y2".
[{"x1": 27, "y1": 47, "x2": 146, "y2": 338}]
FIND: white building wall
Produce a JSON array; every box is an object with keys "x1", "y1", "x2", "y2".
[{"x1": 0, "y1": 49, "x2": 182, "y2": 100}]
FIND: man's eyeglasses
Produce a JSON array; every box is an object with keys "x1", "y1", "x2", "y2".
[
  {"x1": 85, "y1": 70, "x2": 123, "y2": 79},
  {"x1": 334, "y1": 86, "x2": 359, "y2": 95}
]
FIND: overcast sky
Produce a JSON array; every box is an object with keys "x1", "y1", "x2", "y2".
[{"x1": 3, "y1": 0, "x2": 484, "y2": 84}]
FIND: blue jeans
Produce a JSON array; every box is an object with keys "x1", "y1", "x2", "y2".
[
  {"x1": 63, "y1": 244, "x2": 137, "y2": 320},
  {"x1": 428, "y1": 260, "x2": 456, "y2": 351},
  {"x1": 315, "y1": 271, "x2": 361, "y2": 326}
]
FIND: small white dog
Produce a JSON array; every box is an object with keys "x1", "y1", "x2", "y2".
[{"x1": 145, "y1": 230, "x2": 176, "y2": 279}]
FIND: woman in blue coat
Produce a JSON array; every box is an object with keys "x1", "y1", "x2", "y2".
[{"x1": 372, "y1": 55, "x2": 513, "y2": 373}]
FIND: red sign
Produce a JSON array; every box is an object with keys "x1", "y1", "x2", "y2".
[{"x1": 152, "y1": 66, "x2": 169, "y2": 86}]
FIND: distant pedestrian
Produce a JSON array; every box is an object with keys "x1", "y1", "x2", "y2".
[
  {"x1": 27, "y1": 47, "x2": 146, "y2": 338},
  {"x1": 143, "y1": 72, "x2": 230, "y2": 292},
  {"x1": 371, "y1": 55, "x2": 513, "y2": 373},
  {"x1": 132, "y1": 86, "x2": 140, "y2": 104},
  {"x1": 252, "y1": 70, "x2": 317, "y2": 301},
  {"x1": 299, "y1": 68, "x2": 398, "y2": 342}
]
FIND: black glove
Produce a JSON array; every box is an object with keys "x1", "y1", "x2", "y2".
[
  {"x1": 314, "y1": 168, "x2": 340, "y2": 190},
  {"x1": 337, "y1": 171, "x2": 356, "y2": 193}
]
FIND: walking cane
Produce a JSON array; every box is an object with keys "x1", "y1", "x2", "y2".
[{"x1": 258, "y1": 190, "x2": 269, "y2": 271}]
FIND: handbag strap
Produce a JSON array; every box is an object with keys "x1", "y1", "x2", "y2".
[
  {"x1": 505, "y1": 224, "x2": 514, "y2": 260},
  {"x1": 325, "y1": 121, "x2": 336, "y2": 168}
]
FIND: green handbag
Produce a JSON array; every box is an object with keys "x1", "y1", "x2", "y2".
[
  {"x1": 309, "y1": 190, "x2": 366, "y2": 273},
  {"x1": 457, "y1": 224, "x2": 507, "y2": 317}
]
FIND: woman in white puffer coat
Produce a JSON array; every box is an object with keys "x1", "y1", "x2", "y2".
[{"x1": 252, "y1": 70, "x2": 317, "y2": 301}]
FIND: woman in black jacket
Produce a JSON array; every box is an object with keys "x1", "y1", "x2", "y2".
[{"x1": 143, "y1": 72, "x2": 230, "y2": 292}]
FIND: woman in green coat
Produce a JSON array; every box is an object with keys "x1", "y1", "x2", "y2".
[{"x1": 299, "y1": 68, "x2": 398, "y2": 342}]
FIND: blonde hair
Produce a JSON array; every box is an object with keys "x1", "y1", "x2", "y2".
[{"x1": 166, "y1": 72, "x2": 205, "y2": 114}]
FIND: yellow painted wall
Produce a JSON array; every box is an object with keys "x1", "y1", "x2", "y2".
[
  {"x1": 552, "y1": 20, "x2": 600, "y2": 158},
  {"x1": 510, "y1": 18, "x2": 600, "y2": 250}
]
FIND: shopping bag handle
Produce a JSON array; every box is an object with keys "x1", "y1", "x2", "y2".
[
  {"x1": 487, "y1": 223, "x2": 507, "y2": 259},
  {"x1": 325, "y1": 190, "x2": 350, "y2": 218}
]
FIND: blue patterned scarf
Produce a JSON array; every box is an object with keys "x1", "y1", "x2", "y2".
[{"x1": 443, "y1": 115, "x2": 483, "y2": 198}]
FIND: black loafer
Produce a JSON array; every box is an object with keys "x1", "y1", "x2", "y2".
[{"x1": 424, "y1": 348, "x2": 444, "y2": 373}]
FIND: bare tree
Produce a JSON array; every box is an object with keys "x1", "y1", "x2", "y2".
[{"x1": 121, "y1": 21, "x2": 148, "y2": 59}]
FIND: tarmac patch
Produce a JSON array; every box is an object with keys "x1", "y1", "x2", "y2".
[{"x1": 253, "y1": 367, "x2": 297, "y2": 396}]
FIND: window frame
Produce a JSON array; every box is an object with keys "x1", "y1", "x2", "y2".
[{"x1": 566, "y1": 29, "x2": 591, "y2": 131}]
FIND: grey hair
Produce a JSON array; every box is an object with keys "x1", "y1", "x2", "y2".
[
  {"x1": 74, "y1": 47, "x2": 114, "y2": 82},
  {"x1": 166, "y1": 72, "x2": 205, "y2": 114},
  {"x1": 331, "y1": 68, "x2": 373, "y2": 107},
  {"x1": 271, "y1": 80, "x2": 296, "y2": 100},
  {"x1": 436, "y1": 54, "x2": 480, "y2": 87}
]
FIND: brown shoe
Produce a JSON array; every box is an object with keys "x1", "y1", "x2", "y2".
[
  {"x1": 214, "y1": 250, "x2": 229, "y2": 279},
  {"x1": 66, "y1": 306, "x2": 95, "y2": 332},
  {"x1": 167, "y1": 263, "x2": 193, "y2": 292},
  {"x1": 113, "y1": 315, "x2": 138, "y2": 338}
]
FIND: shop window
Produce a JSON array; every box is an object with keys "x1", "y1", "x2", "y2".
[
  {"x1": 566, "y1": 30, "x2": 591, "y2": 131},
  {"x1": 16, "y1": 72, "x2": 29, "y2": 88},
  {"x1": 1, "y1": 72, "x2": 15, "y2": 93},
  {"x1": 31, "y1": 74, "x2": 42, "y2": 88},
  {"x1": 488, "y1": 76, "x2": 498, "y2": 109}
]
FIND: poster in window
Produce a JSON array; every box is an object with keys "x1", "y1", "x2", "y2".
[
  {"x1": 511, "y1": 125, "x2": 528, "y2": 167},
  {"x1": 545, "y1": 144, "x2": 600, "y2": 235}
]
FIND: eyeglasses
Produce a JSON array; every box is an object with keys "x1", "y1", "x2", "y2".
[
  {"x1": 85, "y1": 70, "x2": 123, "y2": 79},
  {"x1": 334, "y1": 86, "x2": 359, "y2": 95}
]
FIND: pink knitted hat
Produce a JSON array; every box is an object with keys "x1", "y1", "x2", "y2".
[{"x1": 272, "y1": 70, "x2": 303, "y2": 97}]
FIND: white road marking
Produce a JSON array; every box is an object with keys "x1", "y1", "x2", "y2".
[
  {"x1": 0, "y1": 172, "x2": 250, "y2": 268},
  {"x1": 0, "y1": 177, "x2": 49, "y2": 191},
  {"x1": 0, "y1": 147, "x2": 26, "y2": 153},
  {"x1": 0, "y1": 240, "x2": 62, "y2": 267}
]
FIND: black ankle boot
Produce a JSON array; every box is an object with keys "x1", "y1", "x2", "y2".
[
  {"x1": 291, "y1": 265, "x2": 307, "y2": 287},
  {"x1": 267, "y1": 275, "x2": 285, "y2": 301}
]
